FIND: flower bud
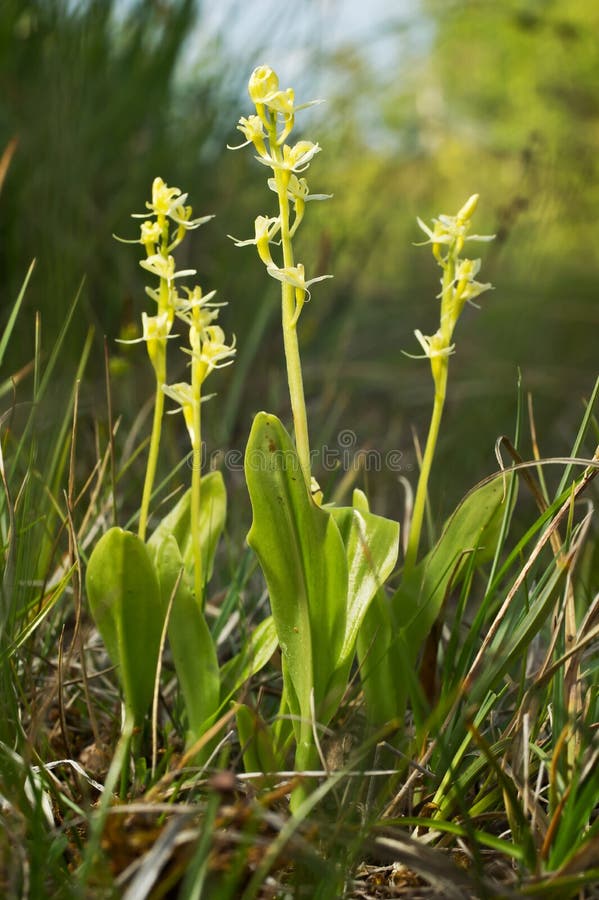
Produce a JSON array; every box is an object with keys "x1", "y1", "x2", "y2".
[
  {"x1": 456, "y1": 193, "x2": 479, "y2": 223},
  {"x1": 248, "y1": 66, "x2": 279, "y2": 105}
]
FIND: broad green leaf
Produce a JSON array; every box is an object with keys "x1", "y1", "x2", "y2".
[
  {"x1": 357, "y1": 589, "x2": 410, "y2": 728},
  {"x1": 154, "y1": 534, "x2": 219, "y2": 746},
  {"x1": 220, "y1": 616, "x2": 278, "y2": 701},
  {"x1": 245, "y1": 412, "x2": 348, "y2": 745},
  {"x1": 86, "y1": 527, "x2": 166, "y2": 724},
  {"x1": 359, "y1": 473, "x2": 515, "y2": 728},
  {"x1": 330, "y1": 488, "x2": 399, "y2": 666},
  {"x1": 147, "y1": 471, "x2": 226, "y2": 583},
  {"x1": 329, "y1": 488, "x2": 399, "y2": 725},
  {"x1": 395, "y1": 472, "x2": 516, "y2": 662}
]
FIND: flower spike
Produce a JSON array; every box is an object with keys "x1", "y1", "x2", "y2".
[{"x1": 230, "y1": 65, "x2": 331, "y2": 484}]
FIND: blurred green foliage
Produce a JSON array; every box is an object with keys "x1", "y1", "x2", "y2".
[
  {"x1": 305, "y1": 0, "x2": 599, "y2": 511},
  {"x1": 0, "y1": 0, "x2": 246, "y2": 350},
  {"x1": 1, "y1": 0, "x2": 597, "y2": 525}
]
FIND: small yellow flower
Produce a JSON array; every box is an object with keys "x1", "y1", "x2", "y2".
[
  {"x1": 286, "y1": 141, "x2": 320, "y2": 169},
  {"x1": 266, "y1": 87, "x2": 295, "y2": 118},
  {"x1": 149, "y1": 177, "x2": 186, "y2": 217},
  {"x1": 417, "y1": 195, "x2": 494, "y2": 258},
  {"x1": 233, "y1": 115, "x2": 267, "y2": 157},
  {"x1": 256, "y1": 140, "x2": 321, "y2": 174},
  {"x1": 454, "y1": 258, "x2": 480, "y2": 282},
  {"x1": 456, "y1": 194, "x2": 480, "y2": 223},
  {"x1": 140, "y1": 220, "x2": 162, "y2": 253},
  {"x1": 116, "y1": 311, "x2": 174, "y2": 372},
  {"x1": 175, "y1": 286, "x2": 224, "y2": 330},
  {"x1": 132, "y1": 177, "x2": 213, "y2": 232},
  {"x1": 198, "y1": 325, "x2": 237, "y2": 372},
  {"x1": 413, "y1": 328, "x2": 453, "y2": 358},
  {"x1": 139, "y1": 253, "x2": 196, "y2": 283},
  {"x1": 229, "y1": 215, "x2": 281, "y2": 268},
  {"x1": 169, "y1": 204, "x2": 213, "y2": 232},
  {"x1": 162, "y1": 382, "x2": 196, "y2": 443},
  {"x1": 267, "y1": 263, "x2": 332, "y2": 325},
  {"x1": 412, "y1": 328, "x2": 455, "y2": 384},
  {"x1": 179, "y1": 324, "x2": 237, "y2": 376},
  {"x1": 452, "y1": 258, "x2": 493, "y2": 314},
  {"x1": 266, "y1": 263, "x2": 332, "y2": 298}
]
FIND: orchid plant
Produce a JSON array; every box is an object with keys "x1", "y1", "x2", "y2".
[
  {"x1": 86, "y1": 180, "x2": 274, "y2": 767},
  {"x1": 404, "y1": 195, "x2": 495, "y2": 574},
  {"x1": 230, "y1": 65, "x2": 332, "y2": 490},
  {"x1": 357, "y1": 198, "x2": 511, "y2": 735},
  {"x1": 231, "y1": 66, "x2": 399, "y2": 809},
  {"x1": 124, "y1": 177, "x2": 211, "y2": 541}
]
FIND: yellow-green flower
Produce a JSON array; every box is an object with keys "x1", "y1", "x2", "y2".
[
  {"x1": 195, "y1": 325, "x2": 237, "y2": 373},
  {"x1": 132, "y1": 177, "x2": 213, "y2": 231},
  {"x1": 140, "y1": 220, "x2": 163, "y2": 254},
  {"x1": 116, "y1": 311, "x2": 174, "y2": 371},
  {"x1": 266, "y1": 263, "x2": 332, "y2": 299},
  {"x1": 270, "y1": 175, "x2": 332, "y2": 236},
  {"x1": 162, "y1": 382, "x2": 196, "y2": 443},
  {"x1": 148, "y1": 177, "x2": 186, "y2": 217},
  {"x1": 233, "y1": 115, "x2": 267, "y2": 157},
  {"x1": 175, "y1": 286, "x2": 224, "y2": 331},
  {"x1": 265, "y1": 87, "x2": 295, "y2": 119},
  {"x1": 451, "y1": 258, "x2": 493, "y2": 315},
  {"x1": 139, "y1": 253, "x2": 196, "y2": 283},
  {"x1": 417, "y1": 194, "x2": 494, "y2": 258},
  {"x1": 229, "y1": 215, "x2": 281, "y2": 267},
  {"x1": 411, "y1": 328, "x2": 455, "y2": 385},
  {"x1": 256, "y1": 140, "x2": 321, "y2": 173}
]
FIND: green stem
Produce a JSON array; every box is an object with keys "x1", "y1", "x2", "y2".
[
  {"x1": 191, "y1": 374, "x2": 203, "y2": 608},
  {"x1": 138, "y1": 256, "x2": 170, "y2": 543},
  {"x1": 269, "y1": 124, "x2": 311, "y2": 486},
  {"x1": 404, "y1": 367, "x2": 448, "y2": 576},
  {"x1": 404, "y1": 255, "x2": 455, "y2": 575},
  {"x1": 138, "y1": 370, "x2": 165, "y2": 541},
  {"x1": 281, "y1": 279, "x2": 311, "y2": 486}
]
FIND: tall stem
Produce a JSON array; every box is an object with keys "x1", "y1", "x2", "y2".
[
  {"x1": 191, "y1": 366, "x2": 203, "y2": 607},
  {"x1": 403, "y1": 366, "x2": 448, "y2": 576},
  {"x1": 269, "y1": 124, "x2": 311, "y2": 486},
  {"x1": 281, "y1": 276, "x2": 311, "y2": 486},
  {"x1": 404, "y1": 258, "x2": 454, "y2": 575},
  {"x1": 138, "y1": 370, "x2": 164, "y2": 541},
  {"x1": 138, "y1": 254, "x2": 170, "y2": 543}
]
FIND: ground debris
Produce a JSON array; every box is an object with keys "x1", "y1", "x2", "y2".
[{"x1": 94, "y1": 777, "x2": 301, "y2": 897}]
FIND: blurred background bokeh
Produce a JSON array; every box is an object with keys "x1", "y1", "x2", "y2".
[{"x1": 1, "y1": 0, "x2": 598, "y2": 526}]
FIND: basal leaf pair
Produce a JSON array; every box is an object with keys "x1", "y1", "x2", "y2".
[
  {"x1": 86, "y1": 472, "x2": 278, "y2": 751},
  {"x1": 86, "y1": 474, "x2": 224, "y2": 741},
  {"x1": 245, "y1": 413, "x2": 398, "y2": 799}
]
